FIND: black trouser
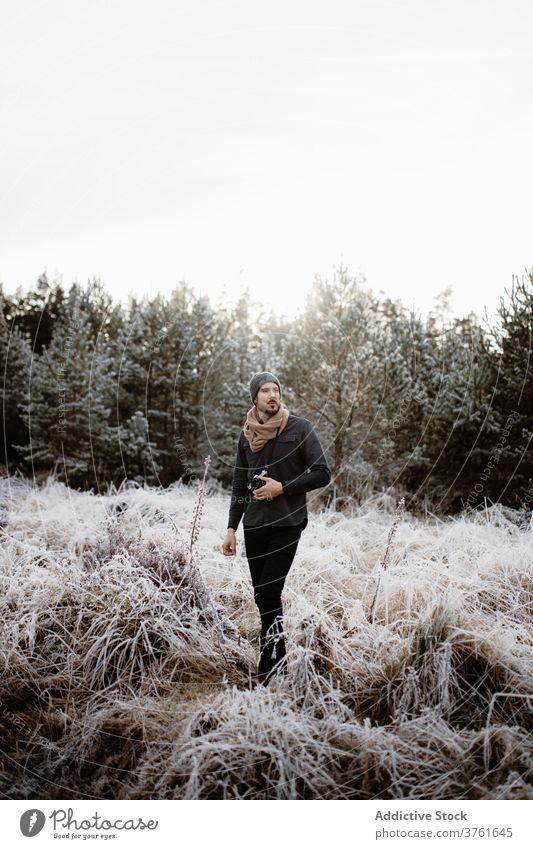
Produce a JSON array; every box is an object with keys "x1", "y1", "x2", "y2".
[{"x1": 243, "y1": 522, "x2": 304, "y2": 675}]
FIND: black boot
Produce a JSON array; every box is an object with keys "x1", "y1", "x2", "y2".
[{"x1": 258, "y1": 616, "x2": 287, "y2": 683}]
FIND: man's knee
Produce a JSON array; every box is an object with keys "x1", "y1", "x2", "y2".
[{"x1": 254, "y1": 587, "x2": 284, "y2": 614}]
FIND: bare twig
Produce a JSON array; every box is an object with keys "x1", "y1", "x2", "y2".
[
  {"x1": 188, "y1": 456, "x2": 211, "y2": 558},
  {"x1": 368, "y1": 496, "x2": 405, "y2": 623}
]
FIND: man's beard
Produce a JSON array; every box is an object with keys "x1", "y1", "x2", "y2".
[{"x1": 257, "y1": 401, "x2": 280, "y2": 419}]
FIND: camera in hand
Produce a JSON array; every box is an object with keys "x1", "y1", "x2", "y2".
[{"x1": 248, "y1": 468, "x2": 268, "y2": 491}]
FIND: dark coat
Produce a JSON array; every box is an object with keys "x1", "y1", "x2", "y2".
[{"x1": 227, "y1": 414, "x2": 331, "y2": 530}]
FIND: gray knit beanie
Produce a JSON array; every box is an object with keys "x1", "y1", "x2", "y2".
[{"x1": 249, "y1": 371, "x2": 282, "y2": 404}]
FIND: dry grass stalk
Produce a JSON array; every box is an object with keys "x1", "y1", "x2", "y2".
[{"x1": 368, "y1": 496, "x2": 406, "y2": 623}]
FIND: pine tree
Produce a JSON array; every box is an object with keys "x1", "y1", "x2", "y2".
[
  {"x1": 15, "y1": 289, "x2": 118, "y2": 488},
  {"x1": 117, "y1": 410, "x2": 161, "y2": 483},
  {"x1": 200, "y1": 291, "x2": 249, "y2": 486},
  {"x1": 487, "y1": 271, "x2": 533, "y2": 507},
  {"x1": 281, "y1": 267, "x2": 378, "y2": 503},
  {"x1": 11, "y1": 272, "x2": 66, "y2": 354},
  {"x1": 0, "y1": 292, "x2": 32, "y2": 472}
]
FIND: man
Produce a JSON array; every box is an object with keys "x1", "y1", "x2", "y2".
[{"x1": 221, "y1": 371, "x2": 331, "y2": 685}]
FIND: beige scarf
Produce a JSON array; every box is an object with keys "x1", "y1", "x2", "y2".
[{"x1": 243, "y1": 403, "x2": 290, "y2": 453}]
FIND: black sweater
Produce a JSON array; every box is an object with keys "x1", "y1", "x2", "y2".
[{"x1": 227, "y1": 415, "x2": 331, "y2": 530}]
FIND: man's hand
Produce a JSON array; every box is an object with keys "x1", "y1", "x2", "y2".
[
  {"x1": 252, "y1": 476, "x2": 284, "y2": 501},
  {"x1": 221, "y1": 529, "x2": 237, "y2": 556}
]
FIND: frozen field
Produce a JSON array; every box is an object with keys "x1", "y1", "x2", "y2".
[{"x1": 0, "y1": 476, "x2": 531, "y2": 799}]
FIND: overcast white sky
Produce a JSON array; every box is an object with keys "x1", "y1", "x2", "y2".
[{"x1": 1, "y1": 0, "x2": 532, "y2": 321}]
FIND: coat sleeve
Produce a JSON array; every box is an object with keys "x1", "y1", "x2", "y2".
[
  {"x1": 281, "y1": 420, "x2": 331, "y2": 497},
  {"x1": 227, "y1": 433, "x2": 249, "y2": 530}
]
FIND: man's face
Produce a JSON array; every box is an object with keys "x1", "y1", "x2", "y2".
[{"x1": 254, "y1": 382, "x2": 281, "y2": 418}]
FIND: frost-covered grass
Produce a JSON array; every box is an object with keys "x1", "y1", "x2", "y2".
[{"x1": 0, "y1": 476, "x2": 531, "y2": 800}]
